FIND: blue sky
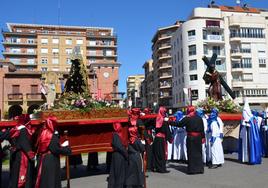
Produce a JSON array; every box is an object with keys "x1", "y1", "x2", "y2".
[{"x1": 0, "y1": 0, "x2": 267, "y2": 92}]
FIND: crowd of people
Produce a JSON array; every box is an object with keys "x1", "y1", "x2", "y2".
[
  {"x1": 0, "y1": 114, "x2": 71, "y2": 188},
  {"x1": 0, "y1": 100, "x2": 268, "y2": 188}
]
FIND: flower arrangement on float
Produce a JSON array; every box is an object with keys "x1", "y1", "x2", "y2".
[{"x1": 196, "y1": 97, "x2": 242, "y2": 113}]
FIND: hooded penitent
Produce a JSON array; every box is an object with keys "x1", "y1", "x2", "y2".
[
  {"x1": 128, "y1": 108, "x2": 141, "y2": 126},
  {"x1": 113, "y1": 122, "x2": 128, "y2": 147},
  {"x1": 156, "y1": 107, "x2": 167, "y2": 128},
  {"x1": 186, "y1": 106, "x2": 196, "y2": 118},
  {"x1": 129, "y1": 126, "x2": 139, "y2": 145}
]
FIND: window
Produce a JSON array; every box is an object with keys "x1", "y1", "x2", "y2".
[
  {"x1": 188, "y1": 30, "x2": 196, "y2": 36},
  {"x1": 242, "y1": 58, "x2": 252, "y2": 68},
  {"x1": 189, "y1": 60, "x2": 197, "y2": 71},
  {"x1": 212, "y1": 46, "x2": 221, "y2": 55},
  {"x1": 52, "y1": 48, "x2": 59, "y2": 54},
  {"x1": 27, "y1": 39, "x2": 34, "y2": 44},
  {"x1": 259, "y1": 58, "x2": 266, "y2": 68},
  {"x1": 31, "y1": 85, "x2": 38, "y2": 93},
  {"x1": 190, "y1": 74, "x2": 198, "y2": 81},
  {"x1": 52, "y1": 38, "x2": 59, "y2": 44},
  {"x1": 41, "y1": 67, "x2": 48, "y2": 72},
  {"x1": 230, "y1": 27, "x2": 265, "y2": 38},
  {"x1": 10, "y1": 58, "x2": 20, "y2": 64},
  {"x1": 104, "y1": 50, "x2": 112, "y2": 56},
  {"x1": 203, "y1": 45, "x2": 208, "y2": 55},
  {"x1": 188, "y1": 45, "x2": 196, "y2": 56},
  {"x1": 243, "y1": 73, "x2": 253, "y2": 81},
  {"x1": 10, "y1": 48, "x2": 21, "y2": 53},
  {"x1": 65, "y1": 39, "x2": 72, "y2": 45},
  {"x1": 89, "y1": 58, "x2": 96, "y2": 64},
  {"x1": 41, "y1": 38, "x2": 48, "y2": 44},
  {"x1": 66, "y1": 58, "x2": 72, "y2": 64},
  {"x1": 41, "y1": 48, "x2": 48, "y2": 54},
  {"x1": 27, "y1": 48, "x2": 35, "y2": 54},
  {"x1": 89, "y1": 50, "x2": 96, "y2": 55},
  {"x1": 65, "y1": 48, "x2": 72, "y2": 54},
  {"x1": 52, "y1": 58, "x2": 59, "y2": 64},
  {"x1": 76, "y1": 39, "x2": 83, "y2": 45},
  {"x1": 12, "y1": 85, "x2": 20, "y2": 93},
  {"x1": 41, "y1": 58, "x2": 48, "y2": 64},
  {"x1": 89, "y1": 40, "x2": 96, "y2": 46},
  {"x1": 27, "y1": 59, "x2": 35, "y2": 64},
  {"x1": 10, "y1": 38, "x2": 20, "y2": 43}
]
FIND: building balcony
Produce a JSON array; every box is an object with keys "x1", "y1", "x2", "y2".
[
  {"x1": 2, "y1": 41, "x2": 37, "y2": 46},
  {"x1": 86, "y1": 33, "x2": 117, "y2": 39},
  {"x1": 26, "y1": 93, "x2": 45, "y2": 101},
  {"x1": 2, "y1": 51, "x2": 37, "y2": 56},
  {"x1": 203, "y1": 35, "x2": 224, "y2": 43},
  {"x1": 159, "y1": 62, "x2": 172, "y2": 70},
  {"x1": 230, "y1": 49, "x2": 242, "y2": 58},
  {"x1": 159, "y1": 73, "x2": 172, "y2": 79},
  {"x1": 2, "y1": 31, "x2": 37, "y2": 37},
  {"x1": 158, "y1": 54, "x2": 172, "y2": 60},
  {"x1": 86, "y1": 44, "x2": 117, "y2": 48},
  {"x1": 232, "y1": 80, "x2": 244, "y2": 88},
  {"x1": 159, "y1": 84, "x2": 172, "y2": 89},
  {"x1": 7, "y1": 93, "x2": 23, "y2": 101},
  {"x1": 86, "y1": 53, "x2": 117, "y2": 58}
]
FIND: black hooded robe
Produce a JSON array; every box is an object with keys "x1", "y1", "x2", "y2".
[
  {"x1": 9, "y1": 128, "x2": 35, "y2": 188},
  {"x1": 36, "y1": 134, "x2": 71, "y2": 188},
  {"x1": 125, "y1": 140, "x2": 145, "y2": 188},
  {"x1": 0, "y1": 129, "x2": 10, "y2": 188},
  {"x1": 152, "y1": 121, "x2": 172, "y2": 173},
  {"x1": 172, "y1": 115, "x2": 205, "y2": 174},
  {"x1": 143, "y1": 118, "x2": 155, "y2": 171},
  {"x1": 108, "y1": 133, "x2": 128, "y2": 188}
]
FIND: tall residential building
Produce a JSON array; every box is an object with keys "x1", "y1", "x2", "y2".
[
  {"x1": 126, "y1": 74, "x2": 145, "y2": 107},
  {"x1": 151, "y1": 21, "x2": 182, "y2": 108},
  {"x1": 1, "y1": 23, "x2": 120, "y2": 119},
  {"x1": 142, "y1": 59, "x2": 155, "y2": 108},
  {"x1": 171, "y1": 5, "x2": 268, "y2": 109}
]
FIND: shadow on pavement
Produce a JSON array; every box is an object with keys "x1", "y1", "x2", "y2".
[{"x1": 168, "y1": 163, "x2": 188, "y2": 174}]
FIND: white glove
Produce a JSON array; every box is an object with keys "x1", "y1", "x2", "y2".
[
  {"x1": 61, "y1": 141, "x2": 69, "y2": 147},
  {"x1": 141, "y1": 140, "x2": 145, "y2": 145},
  {"x1": 54, "y1": 131, "x2": 59, "y2": 135},
  {"x1": 164, "y1": 117, "x2": 169, "y2": 122},
  {"x1": 17, "y1": 125, "x2": 25, "y2": 130},
  {"x1": 140, "y1": 112, "x2": 145, "y2": 116},
  {"x1": 263, "y1": 126, "x2": 268, "y2": 131}
]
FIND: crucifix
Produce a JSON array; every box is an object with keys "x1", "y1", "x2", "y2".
[{"x1": 202, "y1": 53, "x2": 236, "y2": 101}]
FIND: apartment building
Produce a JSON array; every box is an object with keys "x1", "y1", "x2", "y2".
[
  {"x1": 126, "y1": 74, "x2": 145, "y2": 107},
  {"x1": 171, "y1": 5, "x2": 268, "y2": 108},
  {"x1": 151, "y1": 21, "x2": 182, "y2": 108},
  {"x1": 1, "y1": 23, "x2": 120, "y2": 119},
  {"x1": 142, "y1": 59, "x2": 155, "y2": 108}
]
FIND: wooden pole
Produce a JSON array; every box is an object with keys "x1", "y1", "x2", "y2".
[
  {"x1": 64, "y1": 130, "x2": 70, "y2": 188},
  {"x1": 140, "y1": 126, "x2": 147, "y2": 188}
]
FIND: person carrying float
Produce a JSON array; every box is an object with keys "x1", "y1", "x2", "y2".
[
  {"x1": 35, "y1": 117, "x2": 71, "y2": 188},
  {"x1": 9, "y1": 114, "x2": 35, "y2": 188}
]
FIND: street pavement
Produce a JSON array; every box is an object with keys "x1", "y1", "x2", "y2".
[{"x1": 2, "y1": 153, "x2": 268, "y2": 188}]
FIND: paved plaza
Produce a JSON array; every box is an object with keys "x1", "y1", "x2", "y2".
[{"x1": 2, "y1": 153, "x2": 268, "y2": 188}]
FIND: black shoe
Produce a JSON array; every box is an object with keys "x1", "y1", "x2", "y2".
[
  {"x1": 217, "y1": 164, "x2": 222, "y2": 167},
  {"x1": 208, "y1": 165, "x2": 218, "y2": 169}
]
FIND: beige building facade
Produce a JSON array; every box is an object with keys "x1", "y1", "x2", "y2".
[{"x1": 1, "y1": 23, "x2": 121, "y2": 119}]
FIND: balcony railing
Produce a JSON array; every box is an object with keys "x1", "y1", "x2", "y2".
[
  {"x1": 203, "y1": 35, "x2": 224, "y2": 41},
  {"x1": 26, "y1": 93, "x2": 45, "y2": 100},
  {"x1": 8, "y1": 93, "x2": 23, "y2": 100},
  {"x1": 2, "y1": 41, "x2": 37, "y2": 45},
  {"x1": 3, "y1": 51, "x2": 37, "y2": 55}
]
